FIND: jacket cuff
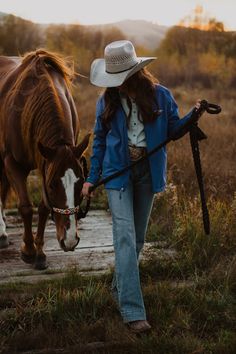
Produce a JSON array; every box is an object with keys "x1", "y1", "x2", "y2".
[{"x1": 86, "y1": 176, "x2": 100, "y2": 185}]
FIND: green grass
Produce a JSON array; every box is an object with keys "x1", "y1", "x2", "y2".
[
  {"x1": 0, "y1": 264, "x2": 235, "y2": 354},
  {"x1": 1, "y1": 184, "x2": 236, "y2": 353},
  {"x1": 1, "y1": 84, "x2": 236, "y2": 352},
  {"x1": 1, "y1": 183, "x2": 236, "y2": 353}
]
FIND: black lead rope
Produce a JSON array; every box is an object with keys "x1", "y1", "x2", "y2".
[
  {"x1": 188, "y1": 101, "x2": 221, "y2": 235},
  {"x1": 189, "y1": 124, "x2": 210, "y2": 234},
  {"x1": 89, "y1": 100, "x2": 221, "y2": 235}
]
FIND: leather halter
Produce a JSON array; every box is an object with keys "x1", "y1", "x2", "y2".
[{"x1": 52, "y1": 206, "x2": 80, "y2": 215}]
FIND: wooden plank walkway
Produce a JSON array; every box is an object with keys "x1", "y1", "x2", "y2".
[{"x1": 0, "y1": 210, "x2": 175, "y2": 284}]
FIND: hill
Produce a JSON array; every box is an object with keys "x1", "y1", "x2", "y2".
[
  {"x1": 90, "y1": 19, "x2": 169, "y2": 50},
  {"x1": 0, "y1": 11, "x2": 7, "y2": 18}
]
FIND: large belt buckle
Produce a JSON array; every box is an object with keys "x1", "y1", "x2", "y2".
[{"x1": 128, "y1": 145, "x2": 146, "y2": 161}]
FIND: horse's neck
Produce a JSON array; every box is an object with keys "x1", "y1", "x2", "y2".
[
  {"x1": 22, "y1": 102, "x2": 75, "y2": 171},
  {"x1": 43, "y1": 82, "x2": 76, "y2": 148},
  {"x1": 39, "y1": 121, "x2": 74, "y2": 148},
  {"x1": 25, "y1": 84, "x2": 75, "y2": 149}
]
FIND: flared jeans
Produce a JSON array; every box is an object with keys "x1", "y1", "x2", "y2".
[{"x1": 107, "y1": 159, "x2": 155, "y2": 323}]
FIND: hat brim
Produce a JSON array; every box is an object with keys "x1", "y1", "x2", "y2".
[{"x1": 90, "y1": 57, "x2": 156, "y2": 88}]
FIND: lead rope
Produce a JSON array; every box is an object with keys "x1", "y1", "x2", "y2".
[
  {"x1": 187, "y1": 101, "x2": 221, "y2": 234},
  {"x1": 189, "y1": 124, "x2": 210, "y2": 234}
]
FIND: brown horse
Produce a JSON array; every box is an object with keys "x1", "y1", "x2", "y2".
[{"x1": 0, "y1": 50, "x2": 90, "y2": 269}]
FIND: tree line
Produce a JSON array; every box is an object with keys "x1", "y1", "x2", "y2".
[
  {"x1": 0, "y1": 13, "x2": 235, "y2": 88},
  {"x1": 154, "y1": 26, "x2": 236, "y2": 88}
]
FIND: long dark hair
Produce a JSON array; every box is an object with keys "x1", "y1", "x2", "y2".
[{"x1": 101, "y1": 68, "x2": 160, "y2": 125}]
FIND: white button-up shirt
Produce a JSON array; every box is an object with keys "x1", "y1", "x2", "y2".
[{"x1": 120, "y1": 96, "x2": 147, "y2": 147}]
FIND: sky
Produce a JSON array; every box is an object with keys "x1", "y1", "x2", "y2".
[{"x1": 0, "y1": 0, "x2": 235, "y2": 30}]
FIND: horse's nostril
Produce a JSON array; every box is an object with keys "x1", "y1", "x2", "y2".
[
  {"x1": 60, "y1": 239, "x2": 67, "y2": 252},
  {"x1": 60, "y1": 232, "x2": 80, "y2": 252},
  {"x1": 75, "y1": 236, "x2": 80, "y2": 247},
  {"x1": 69, "y1": 236, "x2": 80, "y2": 251}
]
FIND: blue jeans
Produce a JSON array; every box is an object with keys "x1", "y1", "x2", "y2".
[{"x1": 107, "y1": 159, "x2": 155, "y2": 323}]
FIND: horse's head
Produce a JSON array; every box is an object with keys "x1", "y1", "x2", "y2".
[{"x1": 38, "y1": 134, "x2": 90, "y2": 252}]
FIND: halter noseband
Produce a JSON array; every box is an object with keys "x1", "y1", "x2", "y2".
[{"x1": 52, "y1": 206, "x2": 80, "y2": 215}]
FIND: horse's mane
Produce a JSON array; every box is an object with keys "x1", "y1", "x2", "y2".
[
  {"x1": 21, "y1": 49, "x2": 74, "y2": 88},
  {"x1": 4, "y1": 49, "x2": 78, "y2": 167}
]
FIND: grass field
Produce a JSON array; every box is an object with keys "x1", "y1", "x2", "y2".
[
  {"x1": 1, "y1": 85, "x2": 236, "y2": 353},
  {"x1": 0, "y1": 254, "x2": 235, "y2": 353}
]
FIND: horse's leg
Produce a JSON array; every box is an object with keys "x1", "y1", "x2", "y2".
[
  {"x1": 0, "y1": 162, "x2": 9, "y2": 248},
  {"x1": 34, "y1": 199, "x2": 49, "y2": 269},
  {"x1": 4, "y1": 154, "x2": 36, "y2": 263},
  {"x1": 0, "y1": 200, "x2": 8, "y2": 248}
]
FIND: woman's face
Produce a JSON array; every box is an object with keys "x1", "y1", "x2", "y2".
[
  {"x1": 118, "y1": 81, "x2": 128, "y2": 93},
  {"x1": 118, "y1": 78, "x2": 134, "y2": 96},
  {"x1": 118, "y1": 70, "x2": 141, "y2": 96}
]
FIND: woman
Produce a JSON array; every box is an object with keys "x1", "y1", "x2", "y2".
[{"x1": 82, "y1": 40, "x2": 200, "y2": 333}]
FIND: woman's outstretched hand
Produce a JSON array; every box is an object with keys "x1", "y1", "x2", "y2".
[
  {"x1": 82, "y1": 182, "x2": 94, "y2": 198},
  {"x1": 195, "y1": 99, "x2": 201, "y2": 109}
]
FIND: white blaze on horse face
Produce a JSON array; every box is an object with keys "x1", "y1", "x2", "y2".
[{"x1": 61, "y1": 168, "x2": 79, "y2": 248}]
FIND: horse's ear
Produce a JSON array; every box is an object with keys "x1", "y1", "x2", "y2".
[
  {"x1": 38, "y1": 142, "x2": 56, "y2": 160},
  {"x1": 73, "y1": 133, "x2": 91, "y2": 158}
]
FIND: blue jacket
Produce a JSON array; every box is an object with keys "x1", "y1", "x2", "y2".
[{"x1": 87, "y1": 84, "x2": 194, "y2": 193}]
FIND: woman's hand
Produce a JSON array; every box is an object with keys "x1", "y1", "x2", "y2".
[
  {"x1": 195, "y1": 99, "x2": 201, "y2": 109},
  {"x1": 82, "y1": 182, "x2": 94, "y2": 198}
]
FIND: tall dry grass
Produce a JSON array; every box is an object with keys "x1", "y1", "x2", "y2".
[
  {"x1": 75, "y1": 82, "x2": 236, "y2": 201},
  {"x1": 5, "y1": 82, "x2": 235, "y2": 207},
  {"x1": 169, "y1": 86, "x2": 236, "y2": 200},
  {"x1": 75, "y1": 83, "x2": 236, "y2": 278},
  {"x1": 1, "y1": 83, "x2": 236, "y2": 354}
]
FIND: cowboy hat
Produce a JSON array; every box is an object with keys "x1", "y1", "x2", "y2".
[{"x1": 90, "y1": 40, "x2": 157, "y2": 88}]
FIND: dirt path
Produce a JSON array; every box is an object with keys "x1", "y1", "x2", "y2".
[{"x1": 0, "y1": 210, "x2": 174, "y2": 284}]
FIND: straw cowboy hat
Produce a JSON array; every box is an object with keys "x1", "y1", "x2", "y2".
[{"x1": 90, "y1": 40, "x2": 157, "y2": 87}]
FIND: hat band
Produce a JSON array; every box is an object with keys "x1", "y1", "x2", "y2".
[{"x1": 105, "y1": 61, "x2": 139, "y2": 74}]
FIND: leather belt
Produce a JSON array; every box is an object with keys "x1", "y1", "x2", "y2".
[{"x1": 128, "y1": 145, "x2": 147, "y2": 161}]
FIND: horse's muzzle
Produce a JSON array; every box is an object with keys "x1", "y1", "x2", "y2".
[{"x1": 60, "y1": 233, "x2": 80, "y2": 252}]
